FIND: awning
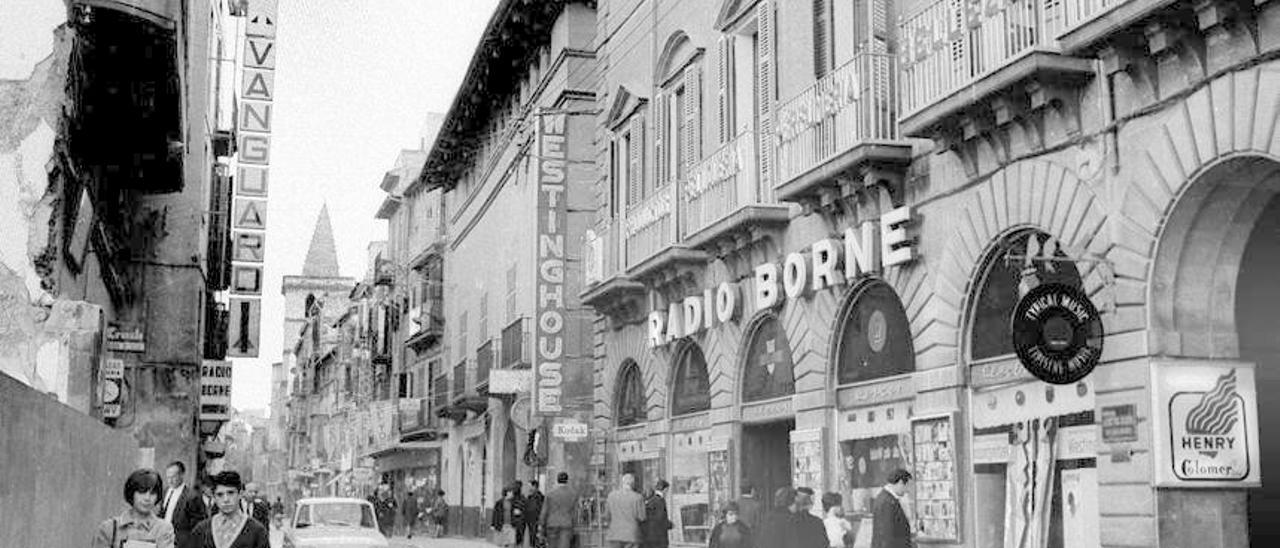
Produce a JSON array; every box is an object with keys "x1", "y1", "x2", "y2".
[{"x1": 363, "y1": 441, "x2": 440, "y2": 459}]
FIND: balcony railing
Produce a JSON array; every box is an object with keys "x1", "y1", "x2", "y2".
[
  {"x1": 476, "y1": 340, "x2": 494, "y2": 388},
  {"x1": 776, "y1": 53, "x2": 898, "y2": 184},
  {"x1": 900, "y1": 0, "x2": 1055, "y2": 115},
  {"x1": 681, "y1": 131, "x2": 760, "y2": 238},
  {"x1": 583, "y1": 221, "x2": 621, "y2": 287},
  {"x1": 623, "y1": 185, "x2": 677, "y2": 269},
  {"x1": 500, "y1": 318, "x2": 530, "y2": 369}
]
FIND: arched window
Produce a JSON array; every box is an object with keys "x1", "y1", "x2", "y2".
[
  {"x1": 615, "y1": 360, "x2": 647, "y2": 427},
  {"x1": 671, "y1": 342, "x2": 711, "y2": 416},
  {"x1": 836, "y1": 281, "x2": 915, "y2": 385},
  {"x1": 970, "y1": 230, "x2": 1082, "y2": 361},
  {"x1": 742, "y1": 315, "x2": 795, "y2": 402}
]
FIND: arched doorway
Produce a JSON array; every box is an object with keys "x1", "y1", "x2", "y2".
[
  {"x1": 669, "y1": 341, "x2": 713, "y2": 544},
  {"x1": 739, "y1": 314, "x2": 796, "y2": 510},
  {"x1": 1149, "y1": 156, "x2": 1280, "y2": 546}
]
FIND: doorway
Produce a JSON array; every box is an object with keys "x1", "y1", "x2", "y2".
[
  {"x1": 741, "y1": 419, "x2": 794, "y2": 509},
  {"x1": 1236, "y1": 193, "x2": 1280, "y2": 547}
]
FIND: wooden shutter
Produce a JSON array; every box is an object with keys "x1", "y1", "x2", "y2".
[
  {"x1": 654, "y1": 92, "x2": 667, "y2": 189},
  {"x1": 629, "y1": 115, "x2": 644, "y2": 202},
  {"x1": 757, "y1": 0, "x2": 777, "y2": 189},
  {"x1": 814, "y1": 0, "x2": 832, "y2": 77},
  {"x1": 717, "y1": 36, "x2": 734, "y2": 144},
  {"x1": 683, "y1": 66, "x2": 702, "y2": 169}
]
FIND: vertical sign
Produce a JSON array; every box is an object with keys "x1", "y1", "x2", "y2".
[
  {"x1": 534, "y1": 113, "x2": 568, "y2": 416},
  {"x1": 200, "y1": 360, "x2": 233, "y2": 421},
  {"x1": 101, "y1": 358, "x2": 124, "y2": 418},
  {"x1": 230, "y1": 0, "x2": 278, "y2": 355}
]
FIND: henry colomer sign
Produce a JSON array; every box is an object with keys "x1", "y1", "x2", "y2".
[{"x1": 534, "y1": 113, "x2": 567, "y2": 416}]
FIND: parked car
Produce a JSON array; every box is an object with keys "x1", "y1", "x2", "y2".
[{"x1": 282, "y1": 497, "x2": 389, "y2": 548}]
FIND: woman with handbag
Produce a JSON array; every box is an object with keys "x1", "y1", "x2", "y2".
[
  {"x1": 91, "y1": 468, "x2": 175, "y2": 548},
  {"x1": 491, "y1": 487, "x2": 525, "y2": 548}
]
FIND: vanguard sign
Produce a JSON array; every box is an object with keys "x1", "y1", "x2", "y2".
[
  {"x1": 534, "y1": 113, "x2": 568, "y2": 415},
  {"x1": 649, "y1": 206, "x2": 916, "y2": 347}
]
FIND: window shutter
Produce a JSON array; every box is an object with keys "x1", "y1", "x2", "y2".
[
  {"x1": 629, "y1": 115, "x2": 644, "y2": 203},
  {"x1": 654, "y1": 92, "x2": 667, "y2": 189},
  {"x1": 757, "y1": 0, "x2": 777, "y2": 189},
  {"x1": 814, "y1": 0, "x2": 831, "y2": 77},
  {"x1": 683, "y1": 66, "x2": 702, "y2": 169},
  {"x1": 717, "y1": 36, "x2": 733, "y2": 144}
]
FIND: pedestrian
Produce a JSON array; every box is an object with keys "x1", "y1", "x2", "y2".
[
  {"x1": 403, "y1": 488, "x2": 420, "y2": 539},
  {"x1": 754, "y1": 487, "x2": 796, "y2": 548},
  {"x1": 604, "y1": 473, "x2": 646, "y2": 548},
  {"x1": 189, "y1": 471, "x2": 270, "y2": 548},
  {"x1": 735, "y1": 483, "x2": 762, "y2": 530},
  {"x1": 492, "y1": 486, "x2": 524, "y2": 548},
  {"x1": 160, "y1": 461, "x2": 206, "y2": 548},
  {"x1": 270, "y1": 497, "x2": 284, "y2": 529},
  {"x1": 242, "y1": 482, "x2": 271, "y2": 528},
  {"x1": 821, "y1": 492, "x2": 855, "y2": 548},
  {"x1": 524, "y1": 480, "x2": 545, "y2": 547},
  {"x1": 794, "y1": 488, "x2": 829, "y2": 548},
  {"x1": 640, "y1": 479, "x2": 672, "y2": 548},
  {"x1": 707, "y1": 502, "x2": 752, "y2": 548},
  {"x1": 540, "y1": 472, "x2": 579, "y2": 548},
  {"x1": 429, "y1": 489, "x2": 449, "y2": 537},
  {"x1": 871, "y1": 469, "x2": 913, "y2": 548},
  {"x1": 367, "y1": 483, "x2": 397, "y2": 538},
  {"x1": 199, "y1": 482, "x2": 216, "y2": 521},
  {"x1": 91, "y1": 468, "x2": 176, "y2": 548}
]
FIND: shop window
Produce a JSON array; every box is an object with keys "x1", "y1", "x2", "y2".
[
  {"x1": 838, "y1": 434, "x2": 912, "y2": 517},
  {"x1": 670, "y1": 432, "x2": 711, "y2": 543},
  {"x1": 970, "y1": 230, "x2": 1081, "y2": 361},
  {"x1": 836, "y1": 281, "x2": 915, "y2": 385},
  {"x1": 742, "y1": 315, "x2": 796, "y2": 402},
  {"x1": 671, "y1": 342, "x2": 712, "y2": 416},
  {"x1": 615, "y1": 360, "x2": 647, "y2": 427}
]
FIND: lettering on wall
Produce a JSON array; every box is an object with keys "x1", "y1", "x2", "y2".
[{"x1": 534, "y1": 113, "x2": 568, "y2": 416}]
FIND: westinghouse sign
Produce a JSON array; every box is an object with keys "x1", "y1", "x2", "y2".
[
  {"x1": 1152, "y1": 360, "x2": 1260, "y2": 487},
  {"x1": 534, "y1": 112, "x2": 568, "y2": 416},
  {"x1": 648, "y1": 206, "x2": 916, "y2": 347}
]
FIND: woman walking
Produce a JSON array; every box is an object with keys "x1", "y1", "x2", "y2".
[
  {"x1": 707, "y1": 502, "x2": 752, "y2": 548},
  {"x1": 91, "y1": 468, "x2": 175, "y2": 548},
  {"x1": 490, "y1": 486, "x2": 524, "y2": 548}
]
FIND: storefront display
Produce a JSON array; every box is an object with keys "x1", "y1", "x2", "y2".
[
  {"x1": 838, "y1": 434, "x2": 912, "y2": 515},
  {"x1": 911, "y1": 414, "x2": 959, "y2": 542},
  {"x1": 670, "y1": 431, "x2": 711, "y2": 544},
  {"x1": 707, "y1": 448, "x2": 732, "y2": 517}
]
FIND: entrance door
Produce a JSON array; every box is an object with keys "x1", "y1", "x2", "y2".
[
  {"x1": 1237, "y1": 194, "x2": 1280, "y2": 547},
  {"x1": 741, "y1": 419, "x2": 795, "y2": 510}
]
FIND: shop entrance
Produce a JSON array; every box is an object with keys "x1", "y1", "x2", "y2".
[{"x1": 741, "y1": 419, "x2": 794, "y2": 509}]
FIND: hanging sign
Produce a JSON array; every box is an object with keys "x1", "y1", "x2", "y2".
[
  {"x1": 101, "y1": 358, "x2": 124, "y2": 418},
  {"x1": 533, "y1": 113, "x2": 568, "y2": 416},
  {"x1": 200, "y1": 360, "x2": 233, "y2": 421},
  {"x1": 227, "y1": 298, "x2": 262, "y2": 358},
  {"x1": 1152, "y1": 361, "x2": 1260, "y2": 487},
  {"x1": 1011, "y1": 283, "x2": 1103, "y2": 385}
]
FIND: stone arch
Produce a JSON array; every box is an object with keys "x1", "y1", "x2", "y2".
[
  {"x1": 612, "y1": 359, "x2": 647, "y2": 427},
  {"x1": 737, "y1": 310, "x2": 797, "y2": 403},
  {"x1": 655, "y1": 31, "x2": 696, "y2": 84},
  {"x1": 595, "y1": 326, "x2": 656, "y2": 428},
  {"x1": 669, "y1": 339, "x2": 712, "y2": 415},
  {"x1": 829, "y1": 277, "x2": 917, "y2": 386},
  {"x1": 928, "y1": 158, "x2": 1112, "y2": 368}
]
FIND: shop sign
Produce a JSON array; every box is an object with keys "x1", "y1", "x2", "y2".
[
  {"x1": 649, "y1": 207, "x2": 916, "y2": 347},
  {"x1": 1153, "y1": 361, "x2": 1260, "y2": 487},
  {"x1": 741, "y1": 397, "x2": 792, "y2": 423},
  {"x1": 227, "y1": 298, "x2": 262, "y2": 358},
  {"x1": 669, "y1": 412, "x2": 710, "y2": 432},
  {"x1": 101, "y1": 358, "x2": 124, "y2": 418},
  {"x1": 489, "y1": 368, "x2": 532, "y2": 395},
  {"x1": 199, "y1": 360, "x2": 232, "y2": 421},
  {"x1": 553, "y1": 420, "x2": 589, "y2": 441},
  {"x1": 1101, "y1": 404, "x2": 1139, "y2": 444},
  {"x1": 533, "y1": 113, "x2": 568, "y2": 416},
  {"x1": 836, "y1": 376, "x2": 914, "y2": 408},
  {"x1": 106, "y1": 324, "x2": 145, "y2": 353},
  {"x1": 1011, "y1": 283, "x2": 1103, "y2": 385}
]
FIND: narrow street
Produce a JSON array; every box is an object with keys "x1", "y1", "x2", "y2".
[{"x1": 269, "y1": 528, "x2": 498, "y2": 548}]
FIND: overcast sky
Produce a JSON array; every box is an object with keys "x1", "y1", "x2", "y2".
[{"x1": 231, "y1": 0, "x2": 500, "y2": 412}]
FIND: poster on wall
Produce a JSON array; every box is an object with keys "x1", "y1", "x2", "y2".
[
  {"x1": 670, "y1": 433, "x2": 711, "y2": 544},
  {"x1": 707, "y1": 449, "x2": 732, "y2": 519},
  {"x1": 838, "y1": 434, "x2": 912, "y2": 516},
  {"x1": 911, "y1": 414, "x2": 960, "y2": 543},
  {"x1": 1152, "y1": 360, "x2": 1260, "y2": 487},
  {"x1": 791, "y1": 429, "x2": 825, "y2": 493}
]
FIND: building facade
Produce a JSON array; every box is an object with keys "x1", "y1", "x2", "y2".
[
  {"x1": 581, "y1": 0, "x2": 1279, "y2": 547},
  {"x1": 410, "y1": 0, "x2": 600, "y2": 538}
]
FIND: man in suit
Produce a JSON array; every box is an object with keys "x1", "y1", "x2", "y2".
[
  {"x1": 640, "y1": 479, "x2": 671, "y2": 548},
  {"x1": 191, "y1": 470, "x2": 270, "y2": 548},
  {"x1": 162, "y1": 461, "x2": 208, "y2": 548},
  {"x1": 523, "y1": 480, "x2": 545, "y2": 548},
  {"x1": 794, "y1": 487, "x2": 830, "y2": 548},
  {"x1": 540, "y1": 472, "x2": 579, "y2": 548},
  {"x1": 872, "y1": 469, "x2": 913, "y2": 548},
  {"x1": 242, "y1": 482, "x2": 271, "y2": 527},
  {"x1": 604, "y1": 473, "x2": 646, "y2": 548}
]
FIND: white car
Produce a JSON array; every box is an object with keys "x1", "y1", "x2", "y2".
[{"x1": 282, "y1": 497, "x2": 390, "y2": 548}]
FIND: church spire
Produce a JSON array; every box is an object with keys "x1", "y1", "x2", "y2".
[{"x1": 302, "y1": 204, "x2": 341, "y2": 278}]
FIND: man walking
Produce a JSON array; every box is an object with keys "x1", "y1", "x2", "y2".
[
  {"x1": 735, "y1": 483, "x2": 762, "y2": 529},
  {"x1": 403, "y1": 488, "x2": 420, "y2": 538},
  {"x1": 605, "y1": 473, "x2": 646, "y2": 548},
  {"x1": 190, "y1": 471, "x2": 270, "y2": 548},
  {"x1": 161, "y1": 461, "x2": 207, "y2": 548},
  {"x1": 368, "y1": 483, "x2": 397, "y2": 538},
  {"x1": 242, "y1": 482, "x2": 271, "y2": 528},
  {"x1": 523, "y1": 480, "x2": 545, "y2": 547},
  {"x1": 756, "y1": 487, "x2": 797, "y2": 548},
  {"x1": 794, "y1": 488, "x2": 829, "y2": 548},
  {"x1": 872, "y1": 469, "x2": 913, "y2": 548},
  {"x1": 640, "y1": 480, "x2": 672, "y2": 548},
  {"x1": 540, "y1": 472, "x2": 578, "y2": 548}
]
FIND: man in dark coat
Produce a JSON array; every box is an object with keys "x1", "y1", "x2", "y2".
[
  {"x1": 190, "y1": 471, "x2": 270, "y2": 548},
  {"x1": 640, "y1": 480, "x2": 672, "y2": 548},
  {"x1": 161, "y1": 461, "x2": 208, "y2": 548},
  {"x1": 735, "y1": 483, "x2": 762, "y2": 530},
  {"x1": 872, "y1": 469, "x2": 914, "y2": 548},
  {"x1": 523, "y1": 480, "x2": 545, "y2": 547},
  {"x1": 368, "y1": 483, "x2": 397, "y2": 537},
  {"x1": 243, "y1": 482, "x2": 271, "y2": 528},
  {"x1": 755, "y1": 487, "x2": 798, "y2": 548},
  {"x1": 540, "y1": 472, "x2": 579, "y2": 548},
  {"x1": 794, "y1": 487, "x2": 829, "y2": 548}
]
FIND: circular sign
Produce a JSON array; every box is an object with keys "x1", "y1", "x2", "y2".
[
  {"x1": 1011, "y1": 283, "x2": 1104, "y2": 385},
  {"x1": 510, "y1": 396, "x2": 532, "y2": 431},
  {"x1": 867, "y1": 310, "x2": 887, "y2": 352}
]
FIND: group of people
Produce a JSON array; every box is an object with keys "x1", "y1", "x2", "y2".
[
  {"x1": 91, "y1": 462, "x2": 274, "y2": 548},
  {"x1": 603, "y1": 468, "x2": 914, "y2": 548},
  {"x1": 490, "y1": 472, "x2": 581, "y2": 548},
  {"x1": 366, "y1": 483, "x2": 448, "y2": 539}
]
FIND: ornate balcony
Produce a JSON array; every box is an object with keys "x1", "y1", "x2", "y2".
[
  {"x1": 774, "y1": 54, "x2": 912, "y2": 209},
  {"x1": 581, "y1": 222, "x2": 647, "y2": 327},
  {"x1": 681, "y1": 131, "x2": 789, "y2": 255},
  {"x1": 623, "y1": 184, "x2": 706, "y2": 286}
]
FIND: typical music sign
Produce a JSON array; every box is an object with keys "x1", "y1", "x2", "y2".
[
  {"x1": 1011, "y1": 283, "x2": 1103, "y2": 385},
  {"x1": 200, "y1": 360, "x2": 233, "y2": 422}
]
